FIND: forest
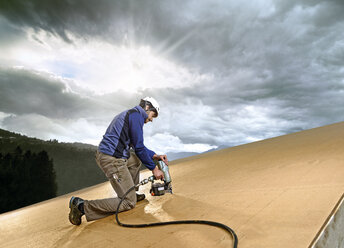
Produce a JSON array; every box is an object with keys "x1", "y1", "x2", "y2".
[
  {"x1": 0, "y1": 146, "x2": 57, "y2": 213},
  {"x1": 0, "y1": 128, "x2": 106, "y2": 196}
]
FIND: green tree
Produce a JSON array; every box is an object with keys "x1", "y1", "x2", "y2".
[{"x1": 0, "y1": 147, "x2": 57, "y2": 213}]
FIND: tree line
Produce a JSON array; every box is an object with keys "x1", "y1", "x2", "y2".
[
  {"x1": 0, "y1": 146, "x2": 57, "y2": 213},
  {"x1": 0, "y1": 128, "x2": 106, "y2": 196}
]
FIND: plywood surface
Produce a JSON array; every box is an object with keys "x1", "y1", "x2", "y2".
[{"x1": 1, "y1": 122, "x2": 344, "y2": 248}]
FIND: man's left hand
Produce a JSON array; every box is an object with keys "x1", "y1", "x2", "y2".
[{"x1": 153, "y1": 154, "x2": 169, "y2": 165}]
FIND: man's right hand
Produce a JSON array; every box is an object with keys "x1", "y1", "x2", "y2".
[{"x1": 152, "y1": 166, "x2": 164, "y2": 180}]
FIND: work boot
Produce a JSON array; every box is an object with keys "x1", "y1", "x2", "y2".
[
  {"x1": 136, "y1": 193, "x2": 145, "y2": 202},
  {"x1": 69, "y1": 196, "x2": 84, "y2": 225}
]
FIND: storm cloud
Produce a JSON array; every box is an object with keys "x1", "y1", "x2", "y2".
[{"x1": 0, "y1": 0, "x2": 343, "y2": 152}]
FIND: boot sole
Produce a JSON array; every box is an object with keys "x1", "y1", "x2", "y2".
[{"x1": 69, "y1": 196, "x2": 82, "y2": 225}]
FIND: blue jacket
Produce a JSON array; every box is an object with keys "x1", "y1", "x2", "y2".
[{"x1": 98, "y1": 105, "x2": 156, "y2": 170}]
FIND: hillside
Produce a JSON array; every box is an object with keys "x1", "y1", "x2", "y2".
[
  {"x1": 1, "y1": 121, "x2": 343, "y2": 247},
  {"x1": 166, "y1": 145, "x2": 229, "y2": 161},
  {"x1": 0, "y1": 128, "x2": 105, "y2": 195},
  {"x1": 166, "y1": 151, "x2": 199, "y2": 161},
  {"x1": 0, "y1": 128, "x2": 223, "y2": 195}
]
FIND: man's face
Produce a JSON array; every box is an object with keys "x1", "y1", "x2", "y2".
[{"x1": 144, "y1": 111, "x2": 157, "y2": 124}]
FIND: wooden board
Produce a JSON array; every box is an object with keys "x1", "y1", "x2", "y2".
[{"x1": 1, "y1": 122, "x2": 344, "y2": 248}]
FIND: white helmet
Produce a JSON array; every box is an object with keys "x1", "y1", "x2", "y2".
[{"x1": 142, "y1": 96, "x2": 160, "y2": 116}]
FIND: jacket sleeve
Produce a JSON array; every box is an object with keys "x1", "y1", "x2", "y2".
[
  {"x1": 146, "y1": 148, "x2": 156, "y2": 159},
  {"x1": 128, "y1": 112, "x2": 156, "y2": 170}
]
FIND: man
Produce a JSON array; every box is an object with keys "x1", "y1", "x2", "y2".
[{"x1": 69, "y1": 97, "x2": 168, "y2": 225}]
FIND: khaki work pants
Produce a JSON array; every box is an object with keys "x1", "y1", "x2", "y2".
[{"x1": 84, "y1": 150, "x2": 142, "y2": 221}]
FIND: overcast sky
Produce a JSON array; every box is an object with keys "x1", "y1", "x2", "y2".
[{"x1": 0, "y1": 0, "x2": 343, "y2": 154}]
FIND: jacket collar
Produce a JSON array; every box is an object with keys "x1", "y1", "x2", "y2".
[{"x1": 134, "y1": 105, "x2": 148, "y2": 120}]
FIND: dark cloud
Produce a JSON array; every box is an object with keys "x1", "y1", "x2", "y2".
[
  {"x1": 0, "y1": 15, "x2": 25, "y2": 47},
  {"x1": 272, "y1": 1, "x2": 344, "y2": 26},
  {"x1": 0, "y1": 67, "x2": 93, "y2": 118},
  {"x1": 0, "y1": 67, "x2": 141, "y2": 120},
  {"x1": 0, "y1": 67, "x2": 146, "y2": 143},
  {"x1": 1, "y1": 0, "x2": 342, "y2": 77},
  {"x1": 147, "y1": 63, "x2": 344, "y2": 146},
  {"x1": 1, "y1": 0, "x2": 344, "y2": 148},
  {"x1": 0, "y1": 0, "x2": 178, "y2": 44},
  {"x1": 1, "y1": 64, "x2": 343, "y2": 148},
  {"x1": 0, "y1": 0, "x2": 113, "y2": 43}
]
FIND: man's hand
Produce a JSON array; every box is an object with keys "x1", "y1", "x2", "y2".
[
  {"x1": 152, "y1": 166, "x2": 164, "y2": 180},
  {"x1": 153, "y1": 154, "x2": 169, "y2": 165}
]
